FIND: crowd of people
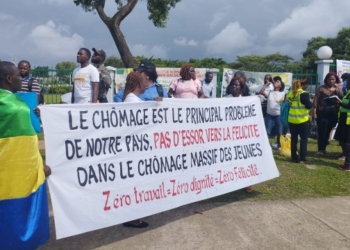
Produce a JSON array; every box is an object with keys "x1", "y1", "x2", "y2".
[{"x1": 1, "y1": 46, "x2": 350, "y2": 249}]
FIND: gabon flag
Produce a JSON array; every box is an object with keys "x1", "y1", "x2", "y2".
[{"x1": 0, "y1": 89, "x2": 49, "y2": 250}]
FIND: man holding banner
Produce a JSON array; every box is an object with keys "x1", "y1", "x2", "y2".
[{"x1": 0, "y1": 61, "x2": 51, "y2": 249}]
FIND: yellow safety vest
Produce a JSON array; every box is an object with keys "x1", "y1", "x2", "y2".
[
  {"x1": 288, "y1": 89, "x2": 309, "y2": 124},
  {"x1": 340, "y1": 91, "x2": 350, "y2": 125}
]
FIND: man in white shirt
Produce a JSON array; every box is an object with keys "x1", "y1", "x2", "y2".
[
  {"x1": 201, "y1": 72, "x2": 215, "y2": 98},
  {"x1": 71, "y1": 48, "x2": 99, "y2": 103}
]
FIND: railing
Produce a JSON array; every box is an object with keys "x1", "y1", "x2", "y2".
[{"x1": 33, "y1": 69, "x2": 319, "y2": 103}]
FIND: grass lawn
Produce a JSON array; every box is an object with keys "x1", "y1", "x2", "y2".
[
  {"x1": 38, "y1": 136, "x2": 350, "y2": 202},
  {"x1": 43, "y1": 94, "x2": 62, "y2": 104},
  {"x1": 211, "y1": 138, "x2": 350, "y2": 202}
]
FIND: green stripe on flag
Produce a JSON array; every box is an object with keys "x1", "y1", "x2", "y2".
[{"x1": 0, "y1": 89, "x2": 36, "y2": 138}]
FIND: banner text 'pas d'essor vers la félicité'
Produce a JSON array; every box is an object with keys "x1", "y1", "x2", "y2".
[{"x1": 40, "y1": 97, "x2": 279, "y2": 239}]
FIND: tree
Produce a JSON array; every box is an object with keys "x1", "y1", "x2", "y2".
[
  {"x1": 74, "y1": 0, "x2": 182, "y2": 67},
  {"x1": 301, "y1": 28, "x2": 350, "y2": 70},
  {"x1": 56, "y1": 61, "x2": 76, "y2": 84},
  {"x1": 227, "y1": 53, "x2": 294, "y2": 72},
  {"x1": 189, "y1": 58, "x2": 228, "y2": 70},
  {"x1": 32, "y1": 66, "x2": 50, "y2": 78}
]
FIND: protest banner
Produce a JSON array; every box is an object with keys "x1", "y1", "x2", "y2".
[
  {"x1": 336, "y1": 59, "x2": 350, "y2": 78},
  {"x1": 41, "y1": 97, "x2": 279, "y2": 239}
]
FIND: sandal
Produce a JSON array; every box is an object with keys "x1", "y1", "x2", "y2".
[{"x1": 123, "y1": 220, "x2": 149, "y2": 228}]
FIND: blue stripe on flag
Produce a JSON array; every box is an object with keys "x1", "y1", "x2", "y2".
[{"x1": 0, "y1": 182, "x2": 50, "y2": 250}]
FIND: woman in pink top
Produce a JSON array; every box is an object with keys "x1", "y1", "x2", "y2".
[{"x1": 168, "y1": 64, "x2": 205, "y2": 98}]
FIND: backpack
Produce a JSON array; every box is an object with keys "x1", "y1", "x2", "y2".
[
  {"x1": 28, "y1": 77, "x2": 44, "y2": 104},
  {"x1": 280, "y1": 100, "x2": 290, "y2": 129},
  {"x1": 155, "y1": 84, "x2": 164, "y2": 97}
]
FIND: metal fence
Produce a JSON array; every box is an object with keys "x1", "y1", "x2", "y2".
[
  {"x1": 33, "y1": 68, "x2": 322, "y2": 103},
  {"x1": 31, "y1": 69, "x2": 72, "y2": 104}
]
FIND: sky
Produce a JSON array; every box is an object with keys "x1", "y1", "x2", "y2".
[{"x1": 1, "y1": 0, "x2": 350, "y2": 67}]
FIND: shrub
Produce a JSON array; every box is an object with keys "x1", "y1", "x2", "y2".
[{"x1": 43, "y1": 84, "x2": 72, "y2": 94}]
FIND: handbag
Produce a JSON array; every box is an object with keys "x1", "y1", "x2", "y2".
[
  {"x1": 323, "y1": 105, "x2": 338, "y2": 115},
  {"x1": 279, "y1": 135, "x2": 291, "y2": 157}
]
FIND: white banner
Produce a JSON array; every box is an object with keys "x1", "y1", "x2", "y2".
[
  {"x1": 221, "y1": 69, "x2": 293, "y2": 97},
  {"x1": 41, "y1": 98, "x2": 279, "y2": 239},
  {"x1": 336, "y1": 59, "x2": 350, "y2": 78}
]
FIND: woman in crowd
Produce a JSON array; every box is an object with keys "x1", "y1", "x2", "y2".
[
  {"x1": 335, "y1": 75, "x2": 350, "y2": 171},
  {"x1": 258, "y1": 76, "x2": 285, "y2": 149},
  {"x1": 226, "y1": 77, "x2": 253, "y2": 193},
  {"x1": 256, "y1": 74, "x2": 275, "y2": 117},
  {"x1": 115, "y1": 60, "x2": 167, "y2": 102},
  {"x1": 121, "y1": 71, "x2": 149, "y2": 228},
  {"x1": 225, "y1": 71, "x2": 250, "y2": 97},
  {"x1": 288, "y1": 78, "x2": 313, "y2": 163},
  {"x1": 168, "y1": 64, "x2": 205, "y2": 98},
  {"x1": 313, "y1": 72, "x2": 343, "y2": 156},
  {"x1": 225, "y1": 77, "x2": 244, "y2": 97}
]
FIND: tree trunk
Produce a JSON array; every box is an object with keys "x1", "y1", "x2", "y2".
[
  {"x1": 94, "y1": 0, "x2": 138, "y2": 68},
  {"x1": 106, "y1": 23, "x2": 137, "y2": 68}
]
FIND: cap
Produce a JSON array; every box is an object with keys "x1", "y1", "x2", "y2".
[
  {"x1": 92, "y1": 48, "x2": 106, "y2": 59},
  {"x1": 134, "y1": 60, "x2": 156, "y2": 72}
]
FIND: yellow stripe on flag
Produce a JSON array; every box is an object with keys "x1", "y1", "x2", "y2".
[{"x1": 0, "y1": 135, "x2": 45, "y2": 200}]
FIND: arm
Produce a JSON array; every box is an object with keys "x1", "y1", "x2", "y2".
[
  {"x1": 300, "y1": 92, "x2": 313, "y2": 110},
  {"x1": 91, "y1": 66, "x2": 100, "y2": 103},
  {"x1": 195, "y1": 79, "x2": 206, "y2": 98},
  {"x1": 198, "y1": 89, "x2": 207, "y2": 98},
  {"x1": 71, "y1": 84, "x2": 75, "y2": 103},
  {"x1": 101, "y1": 68, "x2": 112, "y2": 89},
  {"x1": 258, "y1": 84, "x2": 269, "y2": 97},
  {"x1": 312, "y1": 87, "x2": 321, "y2": 118},
  {"x1": 91, "y1": 82, "x2": 99, "y2": 103},
  {"x1": 168, "y1": 88, "x2": 175, "y2": 98},
  {"x1": 168, "y1": 79, "x2": 178, "y2": 98},
  {"x1": 44, "y1": 165, "x2": 51, "y2": 178},
  {"x1": 335, "y1": 86, "x2": 344, "y2": 99}
]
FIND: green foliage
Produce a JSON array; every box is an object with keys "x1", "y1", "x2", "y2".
[
  {"x1": 73, "y1": 0, "x2": 182, "y2": 67},
  {"x1": 147, "y1": 0, "x2": 182, "y2": 27},
  {"x1": 47, "y1": 84, "x2": 72, "y2": 94},
  {"x1": 56, "y1": 61, "x2": 76, "y2": 76},
  {"x1": 210, "y1": 139, "x2": 350, "y2": 202},
  {"x1": 189, "y1": 58, "x2": 228, "y2": 70},
  {"x1": 227, "y1": 53, "x2": 294, "y2": 72},
  {"x1": 56, "y1": 61, "x2": 76, "y2": 84},
  {"x1": 133, "y1": 56, "x2": 229, "y2": 69},
  {"x1": 43, "y1": 94, "x2": 64, "y2": 104},
  {"x1": 301, "y1": 27, "x2": 350, "y2": 70},
  {"x1": 32, "y1": 66, "x2": 50, "y2": 78},
  {"x1": 104, "y1": 56, "x2": 124, "y2": 68}
]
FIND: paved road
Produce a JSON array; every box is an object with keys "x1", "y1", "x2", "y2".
[{"x1": 40, "y1": 196, "x2": 350, "y2": 250}]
